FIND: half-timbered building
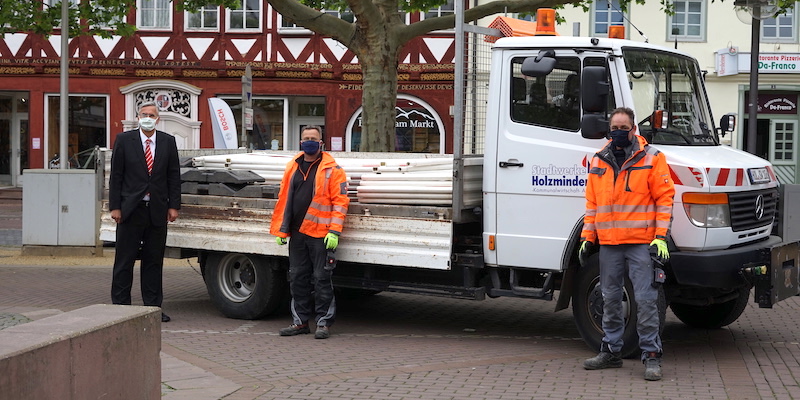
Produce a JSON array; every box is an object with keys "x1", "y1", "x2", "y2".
[{"x1": 0, "y1": 1, "x2": 458, "y2": 186}]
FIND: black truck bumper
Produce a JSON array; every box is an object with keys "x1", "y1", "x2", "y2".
[{"x1": 670, "y1": 236, "x2": 800, "y2": 307}]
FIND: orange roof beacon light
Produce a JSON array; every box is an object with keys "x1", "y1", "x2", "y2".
[
  {"x1": 534, "y1": 8, "x2": 557, "y2": 36},
  {"x1": 608, "y1": 24, "x2": 625, "y2": 39}
]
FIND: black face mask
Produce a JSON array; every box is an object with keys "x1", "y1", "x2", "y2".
[
  {"x1": 609, "y1": 129, "x2": 632, "y2": 148},
  {"x1": 301, "y1": 140, "x2": 321, "y2": 155}
]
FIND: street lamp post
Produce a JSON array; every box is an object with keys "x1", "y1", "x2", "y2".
[
  {"x1": 735, "y1": 0, "x2": 780, "y2": 156},
  {"x1": 746, "y1": 6, "x2": 761, "y2": 156}
]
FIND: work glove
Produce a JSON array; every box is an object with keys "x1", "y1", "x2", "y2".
[
  {"x1": 324, "y1": 232, "x2": 339, "y2": 250},
  {"x1": 649, "y1": 238, "x2": 669, "y2": 261},
  {"x1": 275, "y1": 236, "x2": 287, "y2": 245},
  {"x1": 578, "y1": 240, "x2": 594, "y2": 267}
]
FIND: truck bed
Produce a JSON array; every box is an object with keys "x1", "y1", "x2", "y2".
[{"x1": 99, "y1": 150, "x2": 483, "y2": 271}]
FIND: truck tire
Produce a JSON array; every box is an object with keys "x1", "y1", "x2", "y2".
[
  {"x1": 204, "y1": 253, "x2": 287, "y2": 320},
  {"x1": 572, "y1": 253, "x2": 666, "y2": 359},
  {"x1": 669, "y1": 288, "x2": 750, "y2": 329}
]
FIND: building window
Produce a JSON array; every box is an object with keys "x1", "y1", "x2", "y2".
[
  {"x1": 347, "y1": 96, "x2": 444, "y2": 153},
  {"x1": 46, "y1": 95, "x2": 108, "y2": 168},
  {"x1": 92, "y1": 3, "x2": 126, "y2": 30},
  {"x1": 423, "y1": 0, "x2": 455, "y2": 19},
  {"x1": 228, "y1": 0, "x2": 261, "y2": 31},
  {"x1": 186, "y1": 4, "x2": 219, "y2": 30},
  {"x1": 668, "y1": 0, "x2": 706, "y2": 41},
  {"x1": 220, "y1": 97, "x2": 287, "y2": 150},
  {"x1": 593, "y1": 0, "x2": 626, "y2": 36},
  {"x1": 773, "y1": 121, "x2": 796, "y2": 163},
  {"x1": 762, "y1": 7, "x2": 796, "y2": 42},
  {"x1": 47, "y1": 0, "x2": 79, "y2": 28},
  {"x1": 138, "y1": 0, "x2": 171, "y2": 30},
  {"x1": 280, "y1": 9, "x2": 353, "y2": 32}
]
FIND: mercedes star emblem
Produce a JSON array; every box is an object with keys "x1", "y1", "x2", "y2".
[{"x1": 754, "y1": 194, "x2": 765, "y2": 220}]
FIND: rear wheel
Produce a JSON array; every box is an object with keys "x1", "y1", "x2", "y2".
[
  {"x1": 670, "y1": 288, "x2": 750, "y2": 329},
  {"x1": 204, "y1": 253, "x2": 287, "y2": 319},
  {"x1": 572, "y1": 253, "x2": 666, "y2": 359}
]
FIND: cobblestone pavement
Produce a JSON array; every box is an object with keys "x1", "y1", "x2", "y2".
[
  {"x1": 2, "y1": 188, "x2": 800, "y2": 399},
  {"x1": 1, "y1": 259, "x2": 799, "y2": 399}
]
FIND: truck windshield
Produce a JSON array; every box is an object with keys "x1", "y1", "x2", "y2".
[{"x1": 623, "y1": 48, "x2": 718, "y2": 146}]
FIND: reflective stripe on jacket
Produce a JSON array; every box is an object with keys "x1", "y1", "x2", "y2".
[
  {"x1": 270, "y1": 152, "x2": 349, "y2": 239},
  {"x1": 581, "y1": 135, "x2": 675, "y2": 245}
]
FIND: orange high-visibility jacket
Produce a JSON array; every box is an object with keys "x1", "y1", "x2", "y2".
[
  {"x1": 270, "y1": 152, "x2": 349, "y2": 239},
  {"x1": 581, "y1": 135, "x2": 675, "y2": 245}
]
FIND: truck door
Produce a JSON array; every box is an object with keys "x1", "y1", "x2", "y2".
[{"x1": 491, "y1": 52, "x2": 615, "y2": 270}]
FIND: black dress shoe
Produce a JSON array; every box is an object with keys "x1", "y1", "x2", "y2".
[{"x1": 161, "y1": 313, "x2": 171, "y2": 323}]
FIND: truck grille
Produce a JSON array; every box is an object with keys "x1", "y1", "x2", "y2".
[{"x1": 728, "y1": 188, "x2": 778, "y2": 232}]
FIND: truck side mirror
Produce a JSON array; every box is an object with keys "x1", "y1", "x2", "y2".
[
  {"x1": 581, "y1": 114, "x2": 609, "y2": 139},
  {"x1": 719, "y1": 114, "x2": 736, "y2": 137},
  {"x1": 521, "y1": 50, "x2": 556, "y2": 77},
  {"x1": 581, "y1": 66, "x2": 609, "y2": 113}
]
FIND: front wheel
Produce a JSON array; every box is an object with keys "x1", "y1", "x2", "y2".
[
  {"x1": 204, "y1": 253, "x2": 288, "y2": 319},
  {"x1": 572, "y1": 253, "x2": 666, "y2": 359},
  {"x1": 670, "y1": 288, "x2": 750, "y2": 329}
]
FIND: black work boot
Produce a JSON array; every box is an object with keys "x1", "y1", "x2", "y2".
[
  {"x1": 279, "y1": 323, "x2": 310, "y2": 336},
  {"x1": 583, "y1": 351, "x2": 623, "y2": 370},
  {"x1": 643, "y1": 352, "x2": 663, "y2": 381}
]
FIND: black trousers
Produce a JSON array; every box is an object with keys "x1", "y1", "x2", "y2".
[
  {"x1": 288, "y1": 230, "x2": 336, "y2": 327},
  {"x1": 111, "y1": 201, "x2": 168, "y2": 307}
]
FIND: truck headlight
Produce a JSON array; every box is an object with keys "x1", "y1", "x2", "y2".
[{"x1": 682, "y1": 193, "x2": 730, "y2": 228}]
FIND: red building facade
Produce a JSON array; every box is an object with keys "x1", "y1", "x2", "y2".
[{"x1": 0, "y1": 2, "x2": 456, "y2": 186}]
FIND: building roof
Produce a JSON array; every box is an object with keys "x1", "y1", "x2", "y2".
[{"x1": 485, "y1": 16, "x2": 555, "y2": 43}]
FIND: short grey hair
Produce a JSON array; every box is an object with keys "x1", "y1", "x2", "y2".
[
  {"x1": 138, "y1": 101, "x2": 159, "y2": 116},
  {"x1": 302, "y1": 125, "x2": 323, "y2": 140}
]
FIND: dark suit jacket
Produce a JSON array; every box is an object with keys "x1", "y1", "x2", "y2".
[{"x1": 109, "y1": 129, "x2": 181, "y2": 226}]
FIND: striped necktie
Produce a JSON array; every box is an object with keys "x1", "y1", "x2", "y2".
[{"x1": 145, "y1": 138, "x2": 153, "y2": 175}]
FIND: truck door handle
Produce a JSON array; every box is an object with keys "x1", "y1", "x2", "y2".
[{"x1": 499, "y1": 161, "x2": 524, "y2": 168}]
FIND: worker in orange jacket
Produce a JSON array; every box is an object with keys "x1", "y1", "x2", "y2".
[
  {"x1": 270, "y1": 125, "x2": 349, "y2": 339},
  {"x1": 579, "y1": 107, "x2": 675, "y2": 381}
]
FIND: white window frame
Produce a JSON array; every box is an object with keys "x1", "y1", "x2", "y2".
[
  {"x1": 761, "y1": 6, "x2": 797, "y2": 43},
  {"x1": 227, "y1": 0, "x2": 262, "y2": 32},
  {"x1": 89, "y1": 0, "x2": 126, "y2": 30},
  {"x1": 771, "y1": 119, "x2": 797, "y2": 165},
  {"x1": 422, "y1": 0, "x2": 455, "y2": 20},
  {"x1": 277, "y1": 14, "x2": 312, "y2": 34},
  {"x1": 47, "y1": 0, "x2": 79, "y2": 29},
  {"x1": 420, "y1": 0, "x2": 455, "y2": 32},
  {"x1": 591, "y1": 0, "x2": 628, "y2": 37},
  {"x1": 137, "y1": 0, "x2": 172, "y2": 31},
  {"x1": 278, "y1": 9, "x2": 353, "y2": 35},
  {"x1": 186, "y1": 4, "x2": 220, "y2": 31},
  {"x1": 667, "y1": 0, "x2": 706, "y2": 42}
]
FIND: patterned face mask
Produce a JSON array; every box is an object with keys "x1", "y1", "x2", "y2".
[{"x1": 139, "y1": 117, "x2": 157, "y2": 131}]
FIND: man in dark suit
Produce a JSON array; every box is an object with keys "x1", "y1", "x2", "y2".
[{"x1": 109, "y1": 101, "x2": 181, "y2": 322}]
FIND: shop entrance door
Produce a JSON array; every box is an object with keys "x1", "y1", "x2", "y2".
[{"x1": 0, "y1": 92, "x2": 29, "y2": 187}]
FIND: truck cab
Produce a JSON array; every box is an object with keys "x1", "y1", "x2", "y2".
[{"x1": 482, "y1": 35, "x2": 797, "y2": 356}]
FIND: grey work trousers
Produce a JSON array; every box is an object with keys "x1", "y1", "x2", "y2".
[
  {"x1": 288, "y1": 230, "x2": 336, "y2": 327},
  {"x1": 599, "y1": 244, "x2": 662, "y2": 358}
]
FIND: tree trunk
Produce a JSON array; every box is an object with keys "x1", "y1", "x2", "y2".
[{"x1": 358, "y1": 51, "x2": 398, "y2": 152}]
